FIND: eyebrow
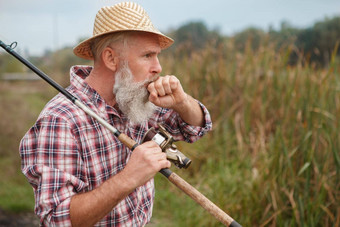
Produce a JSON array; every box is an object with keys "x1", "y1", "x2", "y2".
[{"x1": 141, "y1": 50, "x2": 161, "y2": 55}]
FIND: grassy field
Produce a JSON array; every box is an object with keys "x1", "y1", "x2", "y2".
[
  {"x1": 153, "y1": 40, "x2": 339, "y2": 226},
  {"x1": 0, "y1": 39, "x2": 339, "y2": 226},
  {"x1": 0, "y1": 81, "x2": 56, "y2": 217}
]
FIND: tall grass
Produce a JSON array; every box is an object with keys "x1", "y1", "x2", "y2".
[
  {"x1": 0, "y1": 81, "x2": 56, "y2": 213},
  {"x1": 152, "y1": 39, "x2": 340, "y2": 226}
]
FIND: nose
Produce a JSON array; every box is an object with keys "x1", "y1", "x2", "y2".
[{"x1": 151, "y1": 57, "x2": 162, "y2": 75}]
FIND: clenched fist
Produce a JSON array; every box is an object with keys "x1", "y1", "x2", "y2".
[{"x1": 147, "y1": 75, "x2": 188, "y2": 109}]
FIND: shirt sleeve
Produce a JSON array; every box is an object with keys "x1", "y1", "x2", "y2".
[
  {"x1": 19, "y1": 114, "x2": 87, "y2": 226},
  {"x1": 155, "y1": 99, "x2": 212, "y2": 143}
]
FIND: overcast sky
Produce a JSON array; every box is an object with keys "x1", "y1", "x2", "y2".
[{"x1": 0, "y1": 0, "x2": 339, "y2": 56}]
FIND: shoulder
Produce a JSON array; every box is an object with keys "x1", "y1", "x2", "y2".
[{"x1": 38, "y1": 93, "x2": 86, "y2": 126}]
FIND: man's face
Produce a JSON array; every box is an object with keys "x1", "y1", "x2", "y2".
[
  {"x1": 123, "y1": 33, "x2": 162, "y2": 83},
  {"x1": 112, "y1": 33, "x2": 163, "y2": 124}
]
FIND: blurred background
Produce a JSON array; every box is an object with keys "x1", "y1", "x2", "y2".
[{"x1": 0, "y1": 0, "x2": 339, "y2": 226}]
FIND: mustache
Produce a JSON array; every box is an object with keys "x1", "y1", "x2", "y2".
[{"x1": 141, "y1": 74, "x2": 160, "y2": 87}]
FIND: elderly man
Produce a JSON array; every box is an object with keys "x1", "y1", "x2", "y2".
[{"x1": 20, "y1": 2, "x2": 212, "y2": 226}]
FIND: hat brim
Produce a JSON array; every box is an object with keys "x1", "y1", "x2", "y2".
[{"x1": 73, "y1": 29, "x2": 174, "y2": 60}]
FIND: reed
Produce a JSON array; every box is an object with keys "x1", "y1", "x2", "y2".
[{"x1": 153, "y1": 39, "x2": 340, "y2": 226}]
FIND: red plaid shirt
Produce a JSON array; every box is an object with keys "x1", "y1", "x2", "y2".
[{"x1": 19, "y1": 65, "x2": 212, "y2": 226}]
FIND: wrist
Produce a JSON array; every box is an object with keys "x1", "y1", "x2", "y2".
[
  {"x1": 112, "y1": 170, "x2": 136, "y2": 195},
  {"x1": 173, "y1": 93, "x2": 190, "y2": 113},
  {"x1": 173, "y1": 95, "x2": 205, "y2": 127}
]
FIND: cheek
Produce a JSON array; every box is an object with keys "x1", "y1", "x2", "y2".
[{"x1": 130, "y1": 66, "x2": 149, "y2": 82}]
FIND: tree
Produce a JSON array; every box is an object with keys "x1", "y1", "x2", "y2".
[
  {"x1": 169, "y1": 21, "x2": 222, "y2": 51},
  {"x1": 296, "y1": 16, "x2": 340, "y2": 65}
]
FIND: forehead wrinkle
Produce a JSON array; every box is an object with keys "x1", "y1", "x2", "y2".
[{"x1": 126, "y1": 32, "x2": 161, "y2": 49}]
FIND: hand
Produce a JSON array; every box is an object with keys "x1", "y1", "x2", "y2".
[
  {"x1": 122, "y1": 141, "x2": 171, "y2": 188},
  {"x1": 147, "y1": 75, "x2": 188, "y2": 109},
  {"x1": 70, "y1": 141, "x2": 171, "y2": 227}
]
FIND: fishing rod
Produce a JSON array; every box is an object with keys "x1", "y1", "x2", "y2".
[{"x1": 0, "y1": 40, "x2": 241, "y2": 227}]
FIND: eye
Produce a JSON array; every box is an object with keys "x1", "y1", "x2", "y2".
[{"x1": 143, "y1": 51, "x2": 158, "y2": 59}]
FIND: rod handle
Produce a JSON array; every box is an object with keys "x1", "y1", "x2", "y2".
[
  {"x1": 162, "y1": 170, "x2": 241, "y2": 227},
  {"x1": 118, "y1": 133, "x2": 138, "y2": 150}
]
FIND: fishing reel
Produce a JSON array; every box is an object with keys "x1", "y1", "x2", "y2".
[{"x1": 142, "y1": 124, "x2": 192, "y2": 169}]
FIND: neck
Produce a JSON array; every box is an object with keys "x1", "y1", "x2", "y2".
[{"x1": 85, "y1": 66, "x2": 117, "y2": 106}]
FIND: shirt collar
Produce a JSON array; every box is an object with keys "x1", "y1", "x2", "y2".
[{"x1": 70, "y1": 65, "x2": 120, "y2": 116}]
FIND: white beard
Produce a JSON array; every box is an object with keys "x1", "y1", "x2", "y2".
[{"x1": 113, "y1": 63, "x2": 157, "y2": 124}]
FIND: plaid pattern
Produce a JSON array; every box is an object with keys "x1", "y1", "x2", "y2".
[{"x1": 20, "y1": 65, "x2": 212, "y2": 226}]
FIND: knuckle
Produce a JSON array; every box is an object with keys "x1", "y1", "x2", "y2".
[
  {"x1": 170, "y1": 77, "x2": 178, "y2": 84},
  {"x1": 147, "y1": 82, "x2": 155, "y2": 90},
  {"x1": 169, "y1": 75, "x2": 177, "y2": 80},
  {"x1": 154, "y1": 81, "x2": 163, "y2": 89},
  {"x1": 155, "y1": 147, "x2": 162, "y2": 153}
]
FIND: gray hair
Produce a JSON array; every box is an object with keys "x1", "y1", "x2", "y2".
[
  {"x1": 90, "y1": 32, "x2": 128, "y2": 61},
  {"x1": 90, "y1": 31, "x2": 146, "y2": 61}
]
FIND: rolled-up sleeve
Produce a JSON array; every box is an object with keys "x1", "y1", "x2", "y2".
[{"x1": 20, "y1": 115, "x2": 87, "y2": 226}]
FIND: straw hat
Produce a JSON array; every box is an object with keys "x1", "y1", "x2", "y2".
[{"x1": 73, "y1": 2, "x2": 174, "y2": 60}]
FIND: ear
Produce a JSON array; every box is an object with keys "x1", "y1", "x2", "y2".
[{"x1": 101, "y1": 47, "x2": 119, "y2": 72}]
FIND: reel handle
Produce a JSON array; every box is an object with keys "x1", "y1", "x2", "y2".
[{"x1": 142, "y1": 124, "x2": 192, "y2": 169}]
